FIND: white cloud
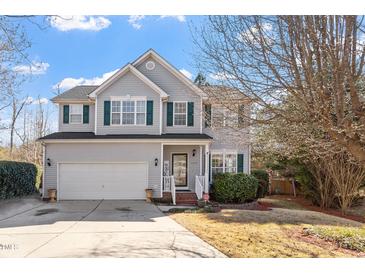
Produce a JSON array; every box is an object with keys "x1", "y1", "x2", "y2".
[
  {"x1": 179, "y1": 68, "x2": 192, "y2": 79},
  {"x1": 160, "y1": 15, "x2": 186, "y2": 22},
  {"x1": 127, "y1": 15, "x2": 186, "y2": 30},
  {"x1": 13, "y1": 62, "x2": 49, "y2": 75},
  {"x1": 209, "y1": 72, "x2": 236, "y2": 81},
  {"x1": 53, "y1": 69, "x2": 119, "y2": 91},
  {"x1": 128, "y1": 15, "x2": 145, "y2": 29},
  {"x1": 32, "y1": 98, "x2": 49, "y2": 105},
  {"x1": 23, "y1": 97, "x2": 49, "y2": 105},
  {"x1": 49, "y1": 16, "x2": 111, "y2": 31},
  {"x1": 238, "y1": 22, "x2": 272, "y2": 42}
]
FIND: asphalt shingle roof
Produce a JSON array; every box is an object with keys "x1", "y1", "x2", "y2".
[
  {"x1": 38, "y1": 132, "x2": 213, "y2": 140},
  {"x1": 51, "y1": 85, "x2": 99, "y2": 101}
]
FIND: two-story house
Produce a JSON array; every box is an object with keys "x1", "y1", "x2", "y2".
[{"x1": 39, "y1": 49, "x2": 251, "y2": 203}]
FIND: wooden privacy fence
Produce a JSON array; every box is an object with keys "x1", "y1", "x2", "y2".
[{"x1": 270, "y1": 178, "x2": 296, "y2": 195}]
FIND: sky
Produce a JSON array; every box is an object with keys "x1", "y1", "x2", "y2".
[{"x1": 0, "y1": 15, "x2": 206, "y2": 145}]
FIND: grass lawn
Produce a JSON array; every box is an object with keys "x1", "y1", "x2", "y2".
[{"x1": 170, "y1": 200, "x2": 365, "y2": 258}]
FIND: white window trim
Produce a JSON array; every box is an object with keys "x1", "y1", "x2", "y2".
[
  {"x1": 69, "y1": 104, "x2": 83, "y2": 124},
  {"x1": 173, "y1": 101, "x2": 188, "y2": 127},
  {"x1": 110, "y1": 98, "x2": 147, "y2": 126},
  {"x1": 211, "y1": 151, "x2": 238, "y2": 176}
]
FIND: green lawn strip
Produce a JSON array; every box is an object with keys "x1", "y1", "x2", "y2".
[{"x1": 303, "y1": 226, "x2": 365, "y2": 252}]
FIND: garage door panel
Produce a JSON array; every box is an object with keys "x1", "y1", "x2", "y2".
[{"x1": 59, "y1": 163, "x2": 148, "y2": 200}]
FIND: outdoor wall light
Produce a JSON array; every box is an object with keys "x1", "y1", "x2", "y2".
[
  {"x1": 46, "y1": 158, "x2": 51, "y2": 167},
  {"x1": 192, "y1": 149, "x2": 196, "y2": 157},
  {"x1": 154, "y1": 158, "x2": 158, "y2": 167}
]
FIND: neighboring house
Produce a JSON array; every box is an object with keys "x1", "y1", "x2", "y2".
[{"x1": 39, "y1": 49, "x2": 251, "y2": 203}]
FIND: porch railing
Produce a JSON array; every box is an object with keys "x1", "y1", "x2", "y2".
[
  {"x1": 163, "y1": 176, "x2": 176, "y2": 205},
  {"x1": 195, "y1": 175, "x2": 205, "y2": 200}
]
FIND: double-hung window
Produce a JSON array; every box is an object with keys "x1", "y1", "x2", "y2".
[
  {"x1": 136, "y1": 101, "x2": 146, "y2": 125},
  {"x1": 211, "y1": 154, "x2": 224, "y2": 175},
  {"x1": 70, "y1": 104, "x2": 83, "y2": 124},
  {"x1": 174, "y1": 102, "x2": 187, "y2": 126},
  {"x1": 122, "y1": 100, "x2": 135, "y2": 125},
  {"x1": 213, "y1": 106, "x2": 238, "y2": 128},
  {"x1": 111, "y1": 101, "x2": 121, "y2": 125},
  {"x1": 111, "y1": 99, "x2": 146, "y2": 125},
  {"x1": 211, "y1": 152, "x2": 237, "y2": 175}
]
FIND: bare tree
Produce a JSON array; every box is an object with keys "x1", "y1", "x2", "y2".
[
  {"x1": 193, "y1": 16, "x2": 365, "y2": 167},
  {"x1": 8, "y1": 92, "x2": 29, "y2": 154}
]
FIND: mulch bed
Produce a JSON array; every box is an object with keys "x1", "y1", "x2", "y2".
[
  {"x1": 267, "y1": 195, "x2": 365, "y2": 223},
  {"x1": 219, "y1": 201, "x2": 272, "y2": 211}
]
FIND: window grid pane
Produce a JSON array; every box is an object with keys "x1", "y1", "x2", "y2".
[{"x1": 70, "y1": 114, "x2": 82, "y2": 123}]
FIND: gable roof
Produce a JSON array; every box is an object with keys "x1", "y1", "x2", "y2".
[
  {"x1": 88, "y1": 64, "x2": 169, "y2": 99},
  {"x1": 51, "y1": 85, "x2": 98, "y2": 102},
  {"x1": 132, "y1": 49, "x2": 205, "y2": 97},
  {"x1": 199, "y1": 85, "x2": 251, "y2": 103}
]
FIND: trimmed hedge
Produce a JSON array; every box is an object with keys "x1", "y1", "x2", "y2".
[
  {"x1": 251, "y1": 169, "x2": 269, "y2": 198},
  {"x1": 0, "y1": 161, "x2": 40, "y2": 200},
  {"x1": 212, "y1": 173, "x2": 259, "y2": 203}
]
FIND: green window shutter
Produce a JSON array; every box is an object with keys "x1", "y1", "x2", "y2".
[
  {"x1": 63, "y1": 105, "x2": 69, "y2": 124},
  {"x1": 167, "y1": 102, "x2": 173, "y2": 126},
  {"x1": 146, "y1": 100, "x2": 153, "y2": 125},
  {"x1": 204, "y1": 104, "x2": 211, "y2": 128},
  {"x1": 238, "y1": 104, "x2": 245, "y2": 128},
  {"x1": 104, "y1": 101, "x2": 110, "y2": 126},
  {"x1": 187, "y1": 102, "x2": 194, "y2": 126},
  {"x1": 83, "y1": 105, "x2": 89, "y2": 124},
  {"x1": 237, "y1": 154, "x2": 244, "y2": 173}
]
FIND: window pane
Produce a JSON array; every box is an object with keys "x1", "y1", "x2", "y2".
[
  {"x1": 213, "y1": 107, "x2": 224, "y2": 127},
  {"x1": 111, "y1": 113, "x2": 120, "y2": 124},
  {"x1": 136, "y1": 113, "x2": 145, "y2": 124},
  {"x1": 112, "y1": 101, "x2": 121, "y2": 112},
  {"x1": 70, "y1": 104, "x2": 82, "y2": 114},
  {"x1": 175, "y1": 102, "x2": 186, "y2": 114},
  {"x1": 70, "y1": 114, "x2": 82, "y2": 123},
  {"x1": 225, "y1": 154, "x2": 237, "y2": 168},
  {"x1": 122, "y1": 113, "x2": 134, "y2": 124},
  {"x1": 212, "y1": 154, "x2": 223, "y2": 167},
  {"x1": 212, "y1": 167, "x2": 224, "y2": 175},
  {"x1": 122, "y1": 101, "x2": 135, "y2": 112},
  {"x1": 174, "y1": 114, "x2": 186, "y2": 125},
  {"x1": 136, "y1": 101, "x2": 145, "y2": 112},
  {"x1": 226, "y1": 167, "x2": 236, "y2": 173}
]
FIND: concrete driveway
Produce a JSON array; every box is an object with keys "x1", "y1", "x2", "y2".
[{"x1": 0, "y1": 197, "x2": 225, "y2": 258}]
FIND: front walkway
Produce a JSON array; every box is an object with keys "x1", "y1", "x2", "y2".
[{"x1": 0, "y1": 198, "x2": 225, "y2": 258}]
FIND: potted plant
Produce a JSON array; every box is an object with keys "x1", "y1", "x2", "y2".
[
  {"x1": 48, "y1": 188, "x2": 57, "y2": 203},
  {"x1": 145, "y1": 188, "x2": 153, "y2": 202}
]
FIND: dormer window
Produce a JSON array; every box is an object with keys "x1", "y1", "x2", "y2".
[{"x1": 70, "y1": 104, "x2": 83, "y2": 124}]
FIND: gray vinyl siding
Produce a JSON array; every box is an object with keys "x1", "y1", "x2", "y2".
[
  {"x1": 58, "y1": 103, "x2": 95, "y2": 132},
  {"x1": 136, "y1": 57, "x2": 202, "y2": 134},
  {"x1": 96, "y1": 71, "x2": 160, "y2": 135},
  {"x1": 43, "y1": 142, "x2": 162, "y2": 198},
  {"x1": 163, "y1": 145, "x2": 202, "y2": 192}
]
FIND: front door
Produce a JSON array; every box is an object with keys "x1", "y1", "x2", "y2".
[{"x1": 172, "y1": 153, "x2": 188, "y2": 187}]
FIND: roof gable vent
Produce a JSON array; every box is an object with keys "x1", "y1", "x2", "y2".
[{"x1": 146, "y1": 61, "x2": 155, "y2": 71}]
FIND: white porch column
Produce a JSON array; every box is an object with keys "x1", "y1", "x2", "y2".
[{"x1": 204, "y1": 143, "x2": 210, "y2": 194}]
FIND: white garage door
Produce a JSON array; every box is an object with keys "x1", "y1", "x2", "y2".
[{"x1": 58, "y1": 163, "x2": 148, "y2": 200}]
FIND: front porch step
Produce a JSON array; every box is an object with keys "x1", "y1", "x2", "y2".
[
  {"x1": 176, "y1": 192, "x2": 198, "y2": 205},
  {"x1": 162, "y1": 191, "x2": 198, "y2": 205}
]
